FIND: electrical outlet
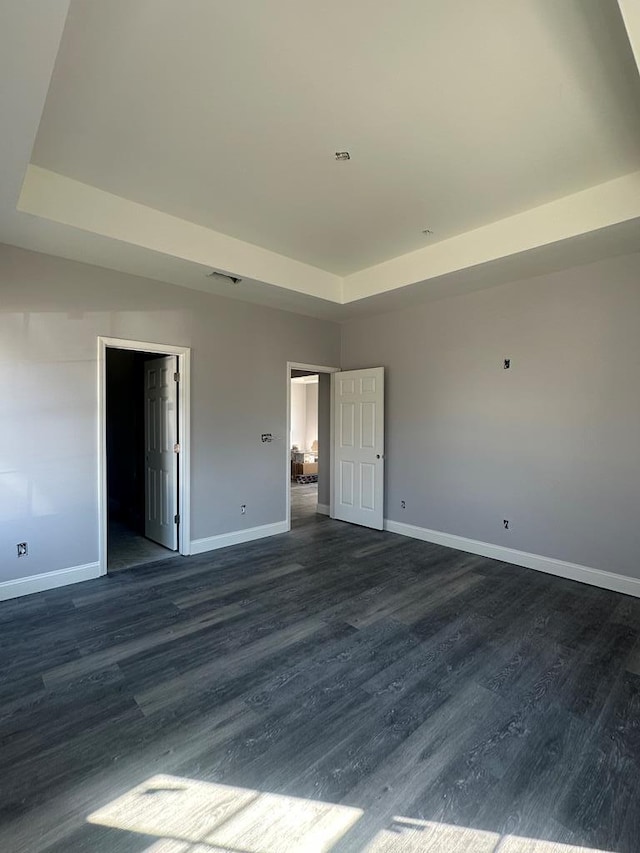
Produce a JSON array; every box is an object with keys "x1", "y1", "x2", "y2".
[
  {"x1": 17, "y1": 542, "x2": 28, "y2": 557},
  {"x1": 401, "y1": 500, "x2": 406, "y2": 509},
  {"x1": 503, "y1": 519, "x2": 509, "y2": 530},
  {"x1": 503, "y1": 358, "x2": 511, "y2": 369},
  {"x1": 241, "y1": 505, "x2": 246, "y2": 515}
]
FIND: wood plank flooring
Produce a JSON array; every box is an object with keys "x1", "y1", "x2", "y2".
[{"x1": 1, "y1": 483, "x2": 640, "y2": 852}]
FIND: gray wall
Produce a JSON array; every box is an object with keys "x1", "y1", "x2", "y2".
[
  {"x1": 290, "y1": 381, "x2": 307, "y2": 450},
  {"x1": 4, "y1": 241, "x2": 640, "y2": 586},
  {"x1": 0, "y1": 244, "x2": 341, "y2": 582},
  {"x1": 317, "y1": 373, "x2": 331, "y2": 508},
  {"x1": 341, "y1": 251, "x2": 640, "y2": 580},
  {"x1": 304, "y1": 381, "x2": 319, "y2": 451}
]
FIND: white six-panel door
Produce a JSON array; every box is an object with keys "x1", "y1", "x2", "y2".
[
  {"x1": 332, "y1": 367, "x2": 384, "y2": 530},
  {"x1": 144, "y1": 356, "x2": 178, "y2": 550}
]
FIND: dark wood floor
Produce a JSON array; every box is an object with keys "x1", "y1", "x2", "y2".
[{"x1": 1, "y1": 484, "x2": 640, "y2": 852}]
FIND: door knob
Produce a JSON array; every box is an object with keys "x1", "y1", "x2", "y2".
[{"x1": 376, "y1": 454, "x2": 381, "y2": 459}]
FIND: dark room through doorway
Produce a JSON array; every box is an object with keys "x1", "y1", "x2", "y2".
[{"x1": 105, "y1": 347, "x2": 181, "y2": 572}]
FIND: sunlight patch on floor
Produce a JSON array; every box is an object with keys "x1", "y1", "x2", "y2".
[
  {"x1": 88, "y1": 774, "x2": 362, "y2": 851},
  {"x1": 364, "y1": 816, "x2": 611, "y2": 853},
  {"x1": 87, "y1": 774, "x2": 616, "y2": 853}
]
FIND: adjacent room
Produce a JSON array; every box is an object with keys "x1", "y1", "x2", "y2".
[
  {"x1": 289, "y1": 368, "x2": 333, "y2": 524},
  {"x1": 290, "y1": 371, "x2": 320, "y2": 519},
  {"x1": 2, "y1": 2, "x2": 640, "y2": 852},
  {"x1": 106, "y1": 346, "x2": 183, "y2": 573}
]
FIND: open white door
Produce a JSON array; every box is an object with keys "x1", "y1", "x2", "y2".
[
  {"x1": 144, "y1": 356, "x2": 178, "y2": 550},
  {"x1": 332, "y1": 367, "x2": 384, "y2": 530}
]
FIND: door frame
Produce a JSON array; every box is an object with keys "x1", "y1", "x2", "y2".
[
  {"x1": 98, "y1": 336, "x2": 192, "y2": 575},
  {"x1": 286, "y1": 361, "x2": 340, "y2": 530}
]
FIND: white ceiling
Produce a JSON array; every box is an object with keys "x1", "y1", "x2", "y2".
[{"x1": 2, "y1": 0, "x2": 640, "y2": 320}]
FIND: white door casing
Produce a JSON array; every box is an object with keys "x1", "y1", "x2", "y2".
[
  {"x1": 332, "y1": 367, "x2": 384, "y2": 530},
  {"x1": 144, "y1": 356, "x2": 178, "y2": 550}
]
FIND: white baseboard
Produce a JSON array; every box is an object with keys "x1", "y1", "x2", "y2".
[
  {"x1": 0, "y1": 562, "x2": 101, "y2": 602},
  {"x1": 317, "y1": 503, "x2": 330, "y2": 516},
  {"x1": 191, "y1": 520, "x2": 288, "y2": 555},
  {"x1": 384, "y1": 519, "x2": 640, "y2": 599}
]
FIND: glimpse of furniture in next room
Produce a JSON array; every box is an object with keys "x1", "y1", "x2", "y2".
[{"x1": 291, "y1": 450, "x2": 318, "y2": 478}]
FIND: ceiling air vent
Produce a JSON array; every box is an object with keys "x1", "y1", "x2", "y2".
[{"x1": 207, "y1": 271, "x2": 242, "y2": 285}]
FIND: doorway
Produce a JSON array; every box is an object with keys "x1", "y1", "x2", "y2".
[
  {"x1": 286, "y1": 362, "x2": 339, "y2": 529},
  {"x1": 286, "y1": 363, "x2": 386, "y2": 532},
  {"x1": 98, "y1": 337, "x2": 191, "y2": 575}
]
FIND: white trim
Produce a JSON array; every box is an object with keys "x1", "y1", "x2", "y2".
[
  {"x1": 98, "y1": 336, "x2": 192, "y2": 576},
  {"x1": 288, "y1": 362, "x2": 342, "y2": 375},
  {"x1": 384, "y1": 519, "x2": 640, "y2": 599},
  {"x1": 0, "y1": 563, "x2": 101, "y2": 602},
  {"x1": 191, "y1": 521, "x2": 288, "y2": 555},
  {"x1": 329, "y1": 374, "x2": 335, "y2": 520},
  {"x1": 317, "y1": 503, "x2": 330, "y2": 516},
  {"x1": 286, "y1": 361, "x2": 340, "y2": 532},
  {"x1": 19, "y1": 165, "x2": 343, "y2": 303}
]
